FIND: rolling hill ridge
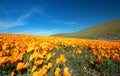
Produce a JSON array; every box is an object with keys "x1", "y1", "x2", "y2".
[{"x1": 53, "y1": 19, "x2": 120, "y2": 40}]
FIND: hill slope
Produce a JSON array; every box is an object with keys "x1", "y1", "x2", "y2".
[{"x1": 53, "y1": 19, "x2": 120, "y2": 40}]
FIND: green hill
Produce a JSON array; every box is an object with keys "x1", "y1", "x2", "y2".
[{"x1": 53, "y1": 19, "x2": 120, "y2": 40}]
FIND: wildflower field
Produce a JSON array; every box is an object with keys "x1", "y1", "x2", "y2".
[{"x1": 0, "y1": 34, "x2": 120, "y2": 76}]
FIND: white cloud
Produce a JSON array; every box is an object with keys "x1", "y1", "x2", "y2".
[
  {"x1": 16, "y1": 11, "x2": 33, "y2": 25},
  {"x1": 61, "y1": 21, "x2": 79, "y2": 25},
  {"x1": 0, "y1": 22, "x2": 16, "y2": 29},
  {"x1": 0, "y1": 12, "x2": 33, "y2": 29},
  {"x1": 0, "y1": 8, "x2": 45, "y2": 29},
  {"x1": 54, "y1": 20, "x2": 79, "y2": 26},
  {"x1": 15, "y1": 29, "x2": 58, "y2": 36}
]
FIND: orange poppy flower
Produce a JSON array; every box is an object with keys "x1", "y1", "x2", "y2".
[
  {"x1": 47, "y1": 62, "x2": 52, "y2": 70},
  {"x1": 46, "y1": 53, "x2": 52, "y2": 61},
  {"x1": 2, "y1": 50, "x2": 9, "y2": 56},
  {"x1": 34, "y1": 60, "x2": 43, "y2": 66},
  {"x1": 60, "y1": 54, "x2": 67, "y2": 63},
  {"x1": 32, "y1": 71, "x2": 39, "y2": 76},
  {"x1": 2, "y1": 45, "x2": 7, "y2": 50},
  {"x1": 54, "y1": 67, "x2": 60, "y2": 76},
  {"x1": 9, "y1": 56, "x2": 18, "y2": 64},
  {"x1": 0, "y1": 57, "x2": 9, "y2": 67},
  {"x1": 77, "y1": 50, "x2": 82, "y2": 54},
  {"x1": 97, "y1": 56, "x2": 103, "y2": 63},
  {"x1": 56, "y1": 58, "x2": 61, "y2": 64},
  {"x1": 11, "y1": 71, "x2": 14, "y2": 76},
  {"x1": 32, "y1": 65, "x2": 37, "y2": 72},
  {"x1": 27, "y1": 45, "x2": 34, "y2": 53},
  {"x1": 38, "y1": 67, "x2": 48, "y2": 76},
  {"x1": 16, "y1": 52, "x2": 25, "y2": 61},
  {"x1": 29, "y1": 54, "x2": 34, "y2": 61},
  {"x1": 63, "y1": 67, "x2": 71, "y2": 76},
  {"x1": 16, "y1": 62, "x2": 29, "y2": 71},
  {"x1": 0, "y1": 52, "x2": 2, "y2": 57}
]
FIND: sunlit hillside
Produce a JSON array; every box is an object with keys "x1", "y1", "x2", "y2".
[{"x1": 53, "y1": 19, "x2": 120, "y2": 40}]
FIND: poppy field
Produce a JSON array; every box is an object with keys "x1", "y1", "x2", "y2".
[{"x1": 0, "y1": 34, "x2": 120, "y2": 76}]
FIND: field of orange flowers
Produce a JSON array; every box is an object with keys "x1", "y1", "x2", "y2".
[{"x1": 0, "y1": 34, "x2": 120, "y2": 76}]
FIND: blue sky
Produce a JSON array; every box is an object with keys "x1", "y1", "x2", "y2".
[{"x1": 0, "y1": 0, "x2": 120, "y2": 35}]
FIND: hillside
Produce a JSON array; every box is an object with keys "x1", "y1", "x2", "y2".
[{"x1": 53, "y1": 19, "x2": 120, "y2": 40}]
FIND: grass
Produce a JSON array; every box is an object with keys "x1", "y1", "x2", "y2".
[{"x1": 53, "y1": 19, "x2": 120, "y2": 40}]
